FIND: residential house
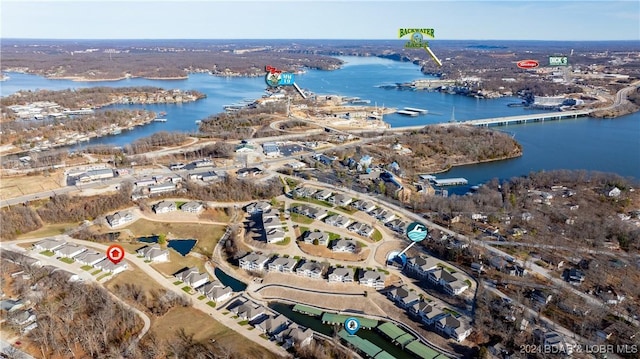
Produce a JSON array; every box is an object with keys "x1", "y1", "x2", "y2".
[
  {"x1": 231, "y1": 302, "x2": 267, "y2": 322},
  {"x1": 564, "y1": 268, "x2": 585, "y2": 285},
  {"x1": 292, "y1": 204, "x2": 327, "y2": 220},
  {"x1": 408, "y1": 301, "x2": 445, "y2": 325},
  {"x1": 153, "y1": 200, "x2": 176, "y2": 214},
  {"x1": 608, "y1": 187, "x2": 621, "y2": 198},
  {"x1": 268, "y1": 257, "x2": 298, "y2": 273},
  {"x1": 328, "y1": 267, "x2": 354, "y2": 283},
  {"x1": 428, "y1": 268, "x2": 469, "y2": 296},
  {"x1": 33, "y1": 238, "x2": 66, "y2": 252},
  {"x1": 262, "y1": 142, "x2": 280, "y2": 158},
  {"x1": 237, "y1": 167, "x2": 262, "y2": 178},
  {"x1": 378, "y1": 211, "x2": 396, "y2": 224},
  {"x1": 329, "y1": 194, "x2": 352, "y2": 207},
  {"x1": 359, "y1": 155, "x2": 373, "y2": 168},
  {"x1": 324, "y1": 214, "x2": 351, "y2": 228},
  {"x1": 75, "y1": 251, "x2": 106, "y2": 266},
  {"x1": 348, "y1": 222, "x2": 374, "y2": 237},
  {"x1": 386, "y1": 285, "x2": 420, "y2": 309},
  {"x1": 174, "y1": 267, "x2": 209, "y2": 289},
  {"x1": 352, "y1": 200, "x2": 376, "y2": 213},
  {"x1": 303, "y1": 231, "x2": 329, "y2": 246},
  {"x1": 181, "y1": 201, "x2": 204, "y2": 213},
  {"x1": 94, "y1": 258, "x2": 128, "y2": 274},
  {"x1": 239, "y1": 253, "x2": 269, "y2": 272},
  {"x1": 265, "y1": 228, "x2": 286, "y2": 244},
  {"x1": 0, "y1": 299, "x2": 24, "y2": 312},
  {"x1": 293, "y1": 187, "x2": 317, "y2": 198},
  {"x1": 199, "y1": 281, "x2": 233, "y2": 302},
  {"x1": 530, "y1": 289, "x2": 553, "y2": 305},
  {"x1": 279, "y1": 325, "x2": 314, "y2": 349},
  {"x1": 54, "y1": 243, "x2": 87, "y2": 258},
  {"x1": 296, "y1": 261, "x2": 324, "y2": 279},
  {"x1": 136, "y1": 245, "x2": 169, "y2": 262},
  {"x1": 245, "y1": 201, "x2": 271, "y2": 214},
  {"x1": 405, "y1": 255, "x2": 439, "y2": 279},
  {"x1": 385, "y1": 219, "x2": 406, "y2": 233},
  {"x1": 255, "y1": 314, "x2": 290, "y2": 336},
  {"x1": 314, "y1": 189, "x2": 333, "y2": 201},
  {"x1": 11, "y1": 309, "x2": 36, "y2": 327},
  {"x1": 359, "y1": 270, "x2": 385, "y2": 289},
  {"x1": 437, "y1": 315, "x2": 472, "y2": 342},
  {"x1": 331, "y1": 239, "x2": 357, "y2": 253},
  {"x1": 106, "y1": 211, "x2": 134, "y2": 227}
]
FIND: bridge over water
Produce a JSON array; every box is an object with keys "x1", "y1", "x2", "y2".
[{"x1": 351, "y1": 109, "x2": 594, "y2": 133}]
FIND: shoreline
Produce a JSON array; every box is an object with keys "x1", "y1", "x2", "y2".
[{"x1": 427, "y1": 150, "x2": 523, "y2": 176}]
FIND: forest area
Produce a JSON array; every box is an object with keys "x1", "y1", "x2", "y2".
[
  {"x1": 0, "y1": 256, "x2": 142, "y2": 358},
  {"x1": 198, "y1": 102, "x2": 288, "y2": 140}
]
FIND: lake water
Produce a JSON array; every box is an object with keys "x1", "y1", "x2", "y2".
[
  {"x1": 167, "y1": 239, "x2": 197, "y2": 256},
  {"x1": 2, "y1": 56, "x2": 639, "y2": 187},
  {"x1": 214, "y1": 267, "x2": 247, "y2": 291}
]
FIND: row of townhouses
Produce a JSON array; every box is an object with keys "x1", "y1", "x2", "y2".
[{"x1": 33, "y1": 238, "x2": 128, "y2": 274}]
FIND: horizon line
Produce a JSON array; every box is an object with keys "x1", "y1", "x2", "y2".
[{"x1": 2, "y1": 38, "x2": 639, "y2": 42}]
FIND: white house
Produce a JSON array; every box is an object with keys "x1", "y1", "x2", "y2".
[
  {"x1": 174, "y1": 267, "x2": 209, "y2": 289},
  {"x1": 328, "y1": 267, "x2": 354, "y2": 283},
  {"x1": 106, "y1": 211, "x2": 134, "y2": 228},
  {"x1": 296, "y1": 261, "x2": 324, "y2": 279},
  {"x1": 304, "y1": 231, "x2": 329, "y2": 246},
  {"x1": 75, "y1": 251, "x2": 106, "y2": 266},
  {"x1": 136, "y1": 245, "x2": 169, "y2": 262},
  {"x1": 181, "y1": 201, "x2": 204, "y2": 213},
  {"x1": 54, "y1": 243, "x2": 87, "y2": 258},
  {"x1": 324, "y1": 214, "x2": 351, "y2": 228},
  {"x1": 265, "y1": 228, "x2": 286, "y2": 244},
  {"x1": 33, "y1": 238, "x2": 66, "y2": 252},
  {"x1": 239, "y1": 253, "x2": 269, "y2": 272},
  {"x1": 331, "y1": 239, "x2": 357, "y2": 253},
  {"x1": 153, "y1": 200, "x2": 177, "y2": 214},
  {"x1": 94, "y1": 258, "x2": 128, "y2": 274},
  {"x1": 359, "y1": 270, "x2": 385, "y2": 289},
  {"x1": 268, "y1": 257, "x2": 298, "y2": 273}
]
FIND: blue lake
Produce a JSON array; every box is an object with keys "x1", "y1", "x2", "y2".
[
  {"x1": 2, "y1": 56, "x2": 639, "y2": 186},
  {"x1": 167, "y1": 239, "x2": 197, "y2": 256},
  {"x1": 214, "y1": 267, "x2": 247, "y2": 291}
]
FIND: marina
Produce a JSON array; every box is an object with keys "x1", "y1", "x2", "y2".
[
  {"x1": 432, "y1": 177, "x2": 469, "y2": 187},
  {"x1": 404, "y1": 107, "x2": 428, "y2": 114},
  {"x1": 396, "y1": 110, "x2": 419, "y2": 117}
]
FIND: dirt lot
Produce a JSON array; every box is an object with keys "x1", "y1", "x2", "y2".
[
  {"x1": 151, "y1": 254, "x2": 207, "y2": 277},
  {"x1": 0, "y1": 171, "x2": 64, "y2": 199},
  {"x1": 297, "y1": 242, "x2": 369, "y2": 262},
  {"x1": 150, "y1": 306, "x2": 280, "y2": 359},
  {"x1": 15, "y1": 222, "x2": 77, "y2": 240},
  {"x1": 122, "y1": 219, "x2": 226, "y2": 255},
  {"x1": 374, "y1": 241, "x2": 406, "y2": 264}
]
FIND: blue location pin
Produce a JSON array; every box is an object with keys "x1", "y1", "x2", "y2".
[{"x1": 344, "y1": 317, "x2": 361, "y2": 336}]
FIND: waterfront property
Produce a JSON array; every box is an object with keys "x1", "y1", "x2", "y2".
[
  {"x1": 136, "y1": 245, "x2": 169, "y2": 262},
  {"x1": 359, "y1": 270, "x2": 386, "y2": 289}
]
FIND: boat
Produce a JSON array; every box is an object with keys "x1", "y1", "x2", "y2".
[
  {"x1": 195, "y1": 120, "x2": 202, "y2": 124},
  {"x1": 396, "y1": 110, "x2": 419, "y2": 117},
  {"x1": 153, "y1": 118, "x2": 167, "y2": 122},
  {"x1": 110, "y1": 129, "x2": 122, "y2": 135}
]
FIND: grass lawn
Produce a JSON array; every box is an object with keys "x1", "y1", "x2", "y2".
[
  {"x1": 152, "y1": 254, "x2": 206, "y2": 277},
  {"x1": 123, "y1": 219, "x2": 225, "y2": 257},
  {"x1": 443, "y1": 308, "x2": 461, "y2": 317},
  {"x1": 207, "y1": 301, "x2": 216, "y2": 308},
  {"x1": 464, "y1": 279, "x2": 472, "y2": 286},
  {"x1": 173, "y1": 280, "x2": 183, "y2": 285},
  {"x1": 59, "y1": 257, "x2": 74, "y2": 264},
  {"x1": 16, "y1": 222, "x2": 77, "y2": 240},
  {"x1": 149, "y1": 306, "x2": 279, "y2": 359},
  {"x1": 81, "y1": 265, "x2": 93, "y2": 271},
  {"x1": 291, "y1": 213, "x2": 313, "y2": 225},
  {"x1": 276, "y1": 237, "x2": 291, "y2": 246},
  {"x1": 97, "y1": 273, "x2": 112, "y2": 281},
  {"x1": 175, "y1": 201, "x2": 187, "y2": 208},
  {"x1": 357, "y1": 241, "x2": 368, "y2": 248},
  {"x1": 181, "y1": 286, "x2": 192, "y2": 293},
  {"x1": 327, "y1": 232, "x2": 341, "y2": 241},
  {"x1": 299, "y1": 226, "x2": 309, "y2": 234},
  {"x1": 238, "y1": 320, "x2": 249, "y2": 326},
  {"x1": 39, "y1": 250, "x2": 55, "y2": 257},
  {"x1": 336, "y1": 206, "x2": 357, "y2": 214},
  {"x1": 198, "y1": 295, "x2": 206, "y2": 300},
  {"x1": 91, "y1": 269, "x2": 103, "y2": 275},
  {"x1": 372, "y1": 229, "x2": 383, "y2": 242},
  {"x1": 106, "y1": 266, "x2": 167, "y2": 300}
]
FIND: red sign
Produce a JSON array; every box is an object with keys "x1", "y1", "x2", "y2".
[
  {"x1": 517, "y1": 60, "x2": 539, "y2": 69},
  {"x1": 106, "y1": 244, "x2": 125, "y2": 264},
  {"x1": 265, "y1": 65, "x2": 282, "y2": 74}
]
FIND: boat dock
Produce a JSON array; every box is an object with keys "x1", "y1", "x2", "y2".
[
  {"x1": 433, "y1": 178, "x2": 468, "y2": 186},
  {"x1": 404, "y1": 107, "x2": 428, "y2": 114},
  {"x1": 396, "y1": 110, "x2": 419, "y2": 117}
]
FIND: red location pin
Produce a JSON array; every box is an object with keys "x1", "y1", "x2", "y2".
[{"x1": 106, "y1": 244, "x2": 125, "y2": 264}]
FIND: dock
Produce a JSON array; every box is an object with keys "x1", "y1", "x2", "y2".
[
  {"x1": 404, "y1": 107, "x2": 428, "y2": 114},
  {"x1": 396, "y1": 110, "x2": 419, "y2": 117},
  {"x1": 433, "y1": 178, "x2": 468, "y2": 186}
]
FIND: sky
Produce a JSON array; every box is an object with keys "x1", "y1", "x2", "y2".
[{"x1": 1, "y1": 0, "x2": 639, "y2": 41}]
